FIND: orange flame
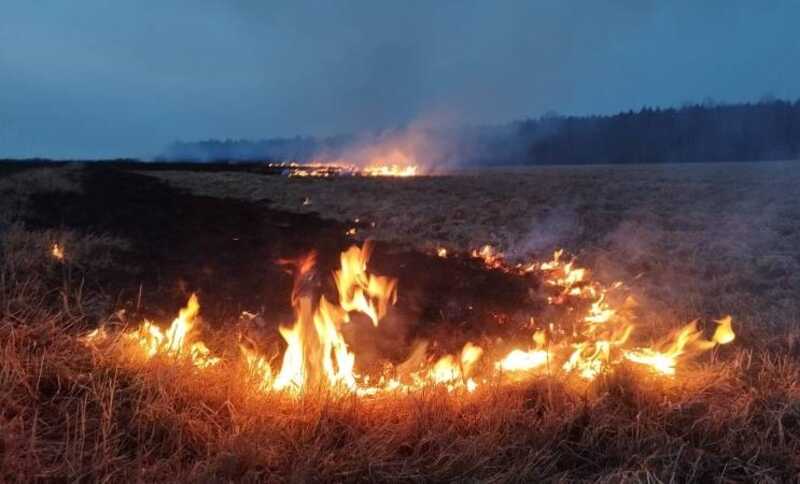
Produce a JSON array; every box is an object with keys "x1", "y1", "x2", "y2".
[
  {"x1": 82, "y1": 294, "x2": 220, "y2": 369},
  {"x1": 51, "y1": 243, "x2": 64, "y2": 261},
  {"x1": 624, "y1": 316, "x2": 735, "y2": 376},
  {"x1": 334, "y1": 242, "x2": 397, "y2": 327},
  {"x1": 270, "y1": 150, "x2": 419, "y2": 178},
  {"x1": 84, "y1": 243, "x2": 737, "y2": 398}
]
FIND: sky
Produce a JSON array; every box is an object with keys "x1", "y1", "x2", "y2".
[{"x1": 1, "y1": 0, "x2": 798, "y2": 159}]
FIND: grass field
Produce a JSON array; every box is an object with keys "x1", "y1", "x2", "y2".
[
  {"x1": 149, "y1": 161, "x2": 800, "y2": 330},
  {"x1": 3, "y1": 161, "x2": 800, "y2": 482}
]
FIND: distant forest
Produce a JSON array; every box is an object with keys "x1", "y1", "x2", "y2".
[{"x1": 161, "y1": 99, "x2": 800, "y2": 165}]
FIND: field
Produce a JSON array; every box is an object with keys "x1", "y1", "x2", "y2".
[{"x1": 2, "y1": 161, "x2": 800, "y2": 482}]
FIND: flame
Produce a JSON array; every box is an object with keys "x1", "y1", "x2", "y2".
[
  {"x1": 422, "y1": 342, "x2": 483, "y2": 392},
  {"x1": 83, "y1": 242, "x2": 737, "y2": 398},
  {"x1": 497, "y1": 349, "x2": 549, "y2": 372},
  {"x1": 436, "y1": 247, "x2": 448, "y2": 258},
  {"x1": 51, "y1": 243, "x2": 64, "y2": 260},
  {"x1": 245, "y1": 245, "x2": 735, "y2": 392},
  {"x1": 361, "y1": 165, "x2": 417, "y2": 177},
  {"x1": 624, "y1": 317, "x2": 735, "y2": 376},
  {"x1": 82, "y1": 294, "x2": 220, "y2": 369},
  {"x1": 497, "y1": 330, "x2": 549, "y2": 372},
  {"x1": 334, "y1": 242, "x2": 397, "y2": 327},
  {"x1": 269, "y1": 150, "x2": 419, "y2": 178},
  {"x1": 712, "y1": 316, "x2": 735, "y2": 345},
  {"x1": 471, "y1": 245, "x2": 504, "y2": 269},
  {"x1": 255, "y1": 244, "x2": 395, "y2": 394}
]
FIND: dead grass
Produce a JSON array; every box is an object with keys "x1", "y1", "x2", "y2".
[
  {"x1": 2, "y1": 207, "x2": 800, "y2": 481},
  {"x1": 2, "y1": 162, "x2": 800, "y2": 481},
  {"x1": 0, "y1": 164, "x2": 83, "y2": 224},
  {"x1": 146, "y1": 161, "x2": 800, "y2": 333}
]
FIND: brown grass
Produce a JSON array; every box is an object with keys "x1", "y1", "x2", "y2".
[
  {"x1": 3, "y1": 162, "x2": 800, "y2": 481},
  {"x1": 3, "y1": 258, "x2": 799, "y2": 481},
  {"x1": 0, "y1": 164, "x2": 82, "y2": 224},
  {"x1": 146, "y1": 161, "x2": 800, "y2": 331}
]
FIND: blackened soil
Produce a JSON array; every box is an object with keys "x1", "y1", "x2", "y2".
[{"x1": 26, "y1": 165, "x2": 541, "y2": 354}]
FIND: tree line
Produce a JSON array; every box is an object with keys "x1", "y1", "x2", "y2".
[{"x1": 161, "y1": 99, "x2": 800, "y2": 165}]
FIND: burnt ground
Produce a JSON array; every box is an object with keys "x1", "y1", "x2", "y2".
[{"x1": 24, "y1": 164, "x2": 541, "y2": 361}]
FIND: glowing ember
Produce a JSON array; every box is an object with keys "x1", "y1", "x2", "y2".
[{"x1": 51, "y1": 243, "x2": 64, "y2": 260}]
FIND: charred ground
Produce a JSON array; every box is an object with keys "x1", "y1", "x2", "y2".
[{"x1": 20, "y1": 163, "x2": 538, "y2": 354}]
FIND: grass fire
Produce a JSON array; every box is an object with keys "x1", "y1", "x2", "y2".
[
  {"x1": 2, "y1": 161, "x2": 799, "y2": 482},
  {"x1": 82, "y1": 241, "x2": 735, "y2": 397},
  {"x1": 4, "y1": 2, "x2": 800, "y2": 480}
]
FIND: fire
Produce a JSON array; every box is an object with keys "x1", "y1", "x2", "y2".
[
  {"x1": 51, "y1": 243, "x2": 64, "y2": 260},
  {"x1": 269, "y1": 151, "x2": 419, "y2": 178},
  {"x1": 712, "y1": 315, "x2": 735, "y2": 345},
  {"x1": 82, "y1": 294, "x2": 220, "y2": 369},
  {"x1": 497, "y1": 349, "x2": 549, "y2": 372},
  {"x1": 83, "y1": 242, "x2": 737, "y2": 399},
  {"x1": 334, "y1": 242, "x2": 397, "y2": 327},
  {"x1": 470, "y1": 247, "x2": 733, "y2": 379},
  {"x1": 471, "y1": 245, "x2": 504, "y2": 269},
  {"x1": 249, "y1": 245, "x2": 397, "y2": 394},
  {"x1": 497, "y1": 330, "x2": 549, "y2": 372},
  {"x1": 624, "y1": 316, "x2": 735, "y2": 376},
  {"x1": 361, "y1": 165, "x2": 417, "y2": 177}
]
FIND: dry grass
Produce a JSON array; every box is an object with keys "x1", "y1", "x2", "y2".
[
  {"x1": 147, "y1": 161, "x2": 800, "y2": 332},
  {"x1": 3, "y1": 162, "x2": 800, "y2": 481},
  {"x1": 0, "y1": 164, "x2": 83, "y2": 224},
  {"x1": 3, "y1": 258, "x2": 799, "y2": 481}
]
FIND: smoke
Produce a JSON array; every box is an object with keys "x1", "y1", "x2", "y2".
[
  {"x1": 309, "y1": 114, "x2": 478, "y2": 173},
  {"x1": 508, "y1": 206, "x2": 583, "y2": 260}
]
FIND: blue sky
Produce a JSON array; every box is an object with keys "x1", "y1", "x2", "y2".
[{"x1": 1, "y1": 0, "x2": 798, "y2": 158}]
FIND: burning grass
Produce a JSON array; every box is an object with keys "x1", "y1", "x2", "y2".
[
  {"x1": 145, "y1": 160, "x2": 800, "y2": 329},
  {"x1": 4, "y1": 162, "x2": 800, "y2": 480},
  {"x1": 0, "y1": 236, "x2": 798, "y2": 481},
  {"x1": 4, "y1": 304, "x2": 799, "y2": 481},
  {"x1": 79, "y1": 240, "x2": 735, "y2": 402}
]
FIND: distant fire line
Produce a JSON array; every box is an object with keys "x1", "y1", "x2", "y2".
[{"x1": 268, "y1": 161, "x2": 419, "y2": 178}]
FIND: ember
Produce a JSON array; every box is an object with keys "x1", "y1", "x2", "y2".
[{"x1": 51, "y1": 242, "x2": 64, "y2": 260}]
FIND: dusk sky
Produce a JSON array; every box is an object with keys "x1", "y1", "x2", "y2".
[{"x1": 2, "y1": 1, "x2": 798, "y2": 159}]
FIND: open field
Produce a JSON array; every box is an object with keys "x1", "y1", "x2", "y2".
[
  {"x1": 149, "y1": 161, "x2": 800, "y2": 329},
  {"x1": 2, "y1": 161, "x2": 800, "y2": 482}
]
